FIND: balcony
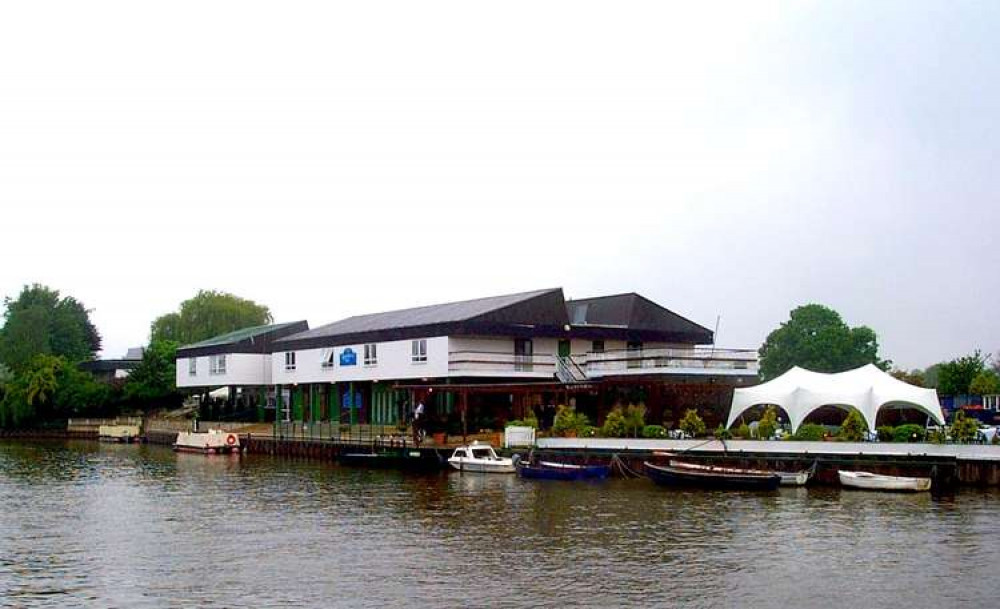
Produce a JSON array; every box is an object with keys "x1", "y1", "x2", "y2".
[
  {"x1": 448, "y1": 351, "x2": 556, "y2": 377},
  {"x1": 581, "y1": 347, "x2": 758, "y2": 378}
]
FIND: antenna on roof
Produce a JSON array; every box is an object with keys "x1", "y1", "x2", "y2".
[{"x1": 710, "y1": 314, "x2": 721, "y2": 356}]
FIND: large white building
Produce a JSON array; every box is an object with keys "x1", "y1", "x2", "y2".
[{"x1": 175, "y1": 288, "x2": 758, "y2": 427}]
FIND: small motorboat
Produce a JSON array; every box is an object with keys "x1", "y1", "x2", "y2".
[
  {"x1": 838, "y1": 470, "x2": 931, "y2": 492},
  {"x1": 447, "y1": 442, "x2": 515, "y2": 473},
  {"x1": 645, "y1": 461, "x2": 780, "y2": 491},
  {"x1": 98, "y1": 424, "x2": 143, "y2": 444},
  {"x1": 517, "y1": 460, "x2": 611, "y2": 481},
  {"x1": 776, "y1": 469, "x2": 812, "y2": 486},
  {"x1": 173, "y1": 430, "x2": 242, "y2": 454}
]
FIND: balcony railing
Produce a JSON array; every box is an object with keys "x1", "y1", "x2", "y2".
[
  {"x1": 582, "y1": 347, "x2": 758, "y2": 376},
  {"x1": 449, "y1": 351, "x2": 556, "y2": 375}
]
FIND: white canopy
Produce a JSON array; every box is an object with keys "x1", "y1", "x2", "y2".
[{"x1": 727, "y1": 364, "x2": 944, "y2": 433}]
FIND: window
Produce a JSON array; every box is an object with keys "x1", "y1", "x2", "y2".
[
  {"x1": 284, "y1": 351, "x2": 297, "y2": 371},
  {"x1": 188, "y1": 358, "x2": 197, "y2": 376},
  {"x1": 210, "y1": 354, "x2": 227, "y2": 375},
  {"x1": 514, "y1": 338, "x2": 533, "y2": 372},
  {"x1": 321, "y1": 348, "x2": 336, "y2": 368},
  {"x1": 411, "y1": 339, "x2": 427, "y2": 363},
  {"x1": 364, "y1": 343, "x2": 378, "y2": 366},
  {"x1": 627, "y1": 340, "x2": 642, "y2": 369},
  {"x1": 592, "y1": 340, "x2": 605, "y2": 354}
]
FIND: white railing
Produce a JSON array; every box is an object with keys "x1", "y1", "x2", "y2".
[
  {"x1": 448, "y1": 351, "x2": 556, "y2": 375},
  {"x1": 582, "y1": 347, "x2": 758, "y2": 376}
]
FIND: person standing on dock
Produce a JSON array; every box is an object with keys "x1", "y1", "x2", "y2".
[{"x1": 413, "y1": 400, "x2": 425, "y2": 445}]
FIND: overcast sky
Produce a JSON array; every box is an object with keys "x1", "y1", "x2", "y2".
[{"x1": 1, "y1": 1, "x2": 997, "y2": 369}]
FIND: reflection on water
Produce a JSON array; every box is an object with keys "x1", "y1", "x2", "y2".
[{"x1": 0, "y1": 440, "x2": 997, "y2": 608}]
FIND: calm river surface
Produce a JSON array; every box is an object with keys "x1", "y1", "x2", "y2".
[{"x1": 0, "y1": 440, "x2": 997, "y2": 608}]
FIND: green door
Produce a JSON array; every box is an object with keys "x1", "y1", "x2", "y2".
[{"x1": 558, "y1": 339, "x2": 571, "y2": 358}]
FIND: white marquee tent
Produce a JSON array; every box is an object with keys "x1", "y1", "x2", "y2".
[{"x1": 727, "y1": 364, "x2": 944, "y2": 433}]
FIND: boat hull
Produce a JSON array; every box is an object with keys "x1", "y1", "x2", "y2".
[
  {"x1": 518, "y1": 462, "x2": 610, "y2": 481},
  {"x1": 339, "y1": 451, "x2": 446, "y2": 472},
  {"x1": 447, "y1": 459, "x2": 516, "y2": 474},
  {"x1": 838, "y1": 470, "x2": 931, "y2": 492},
  {"x1": 173, "y1": 431, "x2": 242, "y2": 455},
  {"x1": 646, "y1": 461, "x2": 780, "y2": 491}
]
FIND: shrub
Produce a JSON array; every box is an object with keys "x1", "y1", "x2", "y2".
[
  {"x1": 623, "y1": 404, "x2": 646, "y2": 437},
  {"x1": 839, "y1": 410, "x2": 868, "y2": 442},
  {"x1": 876, "y1": 426, "x2": 895, "y2": 442},
  {"x1": 714, "y1": 425, "x2": 733, "y2": 440},
  {"x1": 793, "y1": 424, "x2": 827, "y2": 441},
  {"x1": 892, "y1": 424, "x2": 925, "y2": 443},
  {"x1": 582, "y1": 425, "x2": 598, "y2": 438},
  {"x1": 642, "y1": 424, "x2": 667, "y2": 439},
  {"x1": 679, "y1": 409, "x2": 706, "y2": 438},
  {"x1": 506, "y1": 415, "x2": 539, "y2": 429},
  {"x1": 734, "y1": 423, "x2": 751, "y2": 439},
  {"x1": 951, "y1": 410, "x2": 980, "y2": 444},
  {"x1": 927, "y1": 428, "x2": 947, "y2": 444},
  {"x1": 601, "y1": 407, "x2": 628, "y2": 438},
  {"x1": 757, "y1": 406, "x2": 779, "y2": 440},
  {"x1": 552, "y1": 405, "x2": 589, "y2": 437}
]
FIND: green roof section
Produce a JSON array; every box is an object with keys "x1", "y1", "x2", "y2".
[{"x1": 180, "y1": 321, "x2": 304, "y2": 349}]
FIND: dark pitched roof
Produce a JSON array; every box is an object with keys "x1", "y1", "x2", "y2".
[
  {"x1": 566, "y1": 293, "x2": 713, "y2": 344},
  {"x1": 176, "y1": 321, "x2": 310, "y2": 358},
  {"x1": 276, "y1": 289, "x2": 569, "y2": 350}
]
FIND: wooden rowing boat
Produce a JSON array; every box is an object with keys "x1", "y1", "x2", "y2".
[
  {"x1": 838, "y1": 470, "x2": 931, "y2": 492},
  {"x1": 644, "y1": 461, "x2": 780, "y2": 490}
]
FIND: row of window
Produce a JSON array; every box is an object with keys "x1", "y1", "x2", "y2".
[
  {"x1": 286, "y1": 339, "x2": 428, "y2": 371},
  {"x1": 189, "y1": 355, "x2": 227, "y2": 376}
]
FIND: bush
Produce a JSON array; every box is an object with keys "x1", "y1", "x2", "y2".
[
  {"x1": 951, "y1": 410, "x2": 980, "y2": 444},
  {"x1": 552, "y1": 405, "x2": 590, "y2": 437},
  {"x1": 601, "y1": 407, "x2": 628, "y2": 438},
  {"x1": 582, "y1": 425, "x2": 598, "y2": 438},
  {"x1": 876, "y1": 426, "x2": 895, "y2": 442},
  {"x1": 839, "y1": 410, "x2": 868, "y2": 442},
  {"x1": 642, "y1": 424, "x2": 667, "y2": 439},
  {"x1": 927, "y1": 428, "x2": 947, "y2": 444},
  {"x1": 734, "y1": 423, "x2": 751, "y2": 439},
  {"x1": 714, "y1": 425, "x2": 733, "y2": 440},
  {"x1": 506, "y1": 415, "x2": 539, "y2": 429},
  {"x1": 757, "y1": 406, "x2": 779, "y2": 440},
  {"x1": 623, "y1": 404, "x2": 646, "y2": 437},
  {"x1": 679, "y1": 409, "x2": 706, "y2": 438},
  {"x1": 793, "y1": 424, "x2": 827, "y2": 441},
  {"x1": 892, "y1": 424, "x2": 925, "y2": 443}
]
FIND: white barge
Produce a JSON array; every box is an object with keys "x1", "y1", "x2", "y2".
[{"x1": 173, "y1": 430, "x2": 242, "y2": 454}]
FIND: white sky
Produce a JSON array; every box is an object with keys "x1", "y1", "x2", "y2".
[{"x1": 1, "y1": 1, "x2": 997, "y2": 369}]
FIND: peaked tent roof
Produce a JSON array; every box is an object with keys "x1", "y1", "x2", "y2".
[
  {"x1": 276, "y1": 288, "x2": 569, "y2": 350},
  {"x1": 727, "y1": 364, "x2": 944, "y2": 433},
  {"x1": 176, "y1": 321, "x2": 310, "y2": 357},
  {"x1": 566, "y1": 293, "x2": 713, "y2": 344}
]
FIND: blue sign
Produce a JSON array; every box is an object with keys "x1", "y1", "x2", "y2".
[{"x1": 339, "y1": 348, "x2": 357, "y2": 366}]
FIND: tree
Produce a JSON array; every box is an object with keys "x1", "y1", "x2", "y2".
[
  {"x1": 969, "y1": 370, "x2": 1000, "y2": 396},
  {"x1": 0, "y1": 284, "x2": 101, "y2": 370},
  {"x1": 679, "y1": 409, "x2": 706, "y2": 438},
  {"x1": 950, "y1": 410, "x2": 980, "y2": 444},
  {"x1": 757, "y1": 405, "x2": 779, "y2": 439},
  {"x1": 936, "y1": 351, "x2": 987, "y2": 396},
  {"x1": 0, "y1": 354, "x2": 62, "y2": 427},
  {"x1": 839, "y1": 409, "x2": 868, "y2": 442},
  {"x1": 151, "y1": 290, "x2": 272, "y2": 344},
  {"x1": 891, "y1": 368, "x2": 925, "y2": 387},
  {"x1": 758, "y1": 304, "x2": 889, "y2": 381},
  {"x1": 124, "y1": 340, "x2": 182, "y2": 409}
]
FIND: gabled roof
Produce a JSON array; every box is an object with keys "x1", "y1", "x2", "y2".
[
  {"x1": 176, "y1": 321, "x2": 309, "y2": 357},
  {"x1": 566, "y1": 293, "x2": 713, "y2": 343},
  {"x1": 276, "y1": 289, "x2": 569, "y2": 350}
]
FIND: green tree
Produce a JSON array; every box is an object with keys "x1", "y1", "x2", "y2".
[
  {"x1": 891, "y1": 368, "x2": 925, "y2": 387},
  {"x1": 937, "y1": 351, "x2": 987, "y2": 396},
  {"x1": 150, "y1": 290, "x2": 272, "y2": 344},
  {"x1": 839, "y1": 409, "x2": 868, "y2": 442},
  {"x1": 124, "y1": 340, "x2": 181, "y2": 409},
  {"x1": 756, "y1": 405, "x2": 779, "y2": 439},
  {"x1": 969, "y1": 370, "x2": 1000, "y2": 396},
  {"x1": 758, "y1": 304, "x2": 889, "y2": 380},
  {"x1": 679, "y1": 409, "x2": 706, "y2": 438},
  {"x1": 0, "y1": 284, "x2": 101, "y2": 370},
  {"x1": 950, "y1": 410, "x2": 981, "y2": 444},
  {"x1": 0, "y1": 354, "x2": 62, "y2": 427},
  {"x1": 623, "y1": 404, "x2": 646, "y2": 437}
]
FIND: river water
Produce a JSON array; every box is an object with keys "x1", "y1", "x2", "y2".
[{"x1": 0, "y1": 440, "x2": 996, "y2": 608}]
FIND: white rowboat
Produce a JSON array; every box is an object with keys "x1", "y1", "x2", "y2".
[{"x1": 839, "y1": 470, "x2": 931, "y2": 492}]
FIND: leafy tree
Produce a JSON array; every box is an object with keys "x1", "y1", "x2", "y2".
[
  {"x1": 151, "y1": 290, "x2": 272, "y2": 344},
  {"x1": 937, "y1": 351, "x2": 987, "y2": 396},
  {"x1": 552, "y1": 405, "x2": 590, "y2": 437},
  {"x1": 758, "y1": 304, "x2": 889, "y2": 380},
  {"x1": 838, "y1": 409, "x2": 868, "y2": 442},
  {"x1": 757, "y1": 405, "x2": 779, "y2": 439},
  {"x1": 623, "y1": 404, "x2": 646, "y2": 437},
  {"x1": 891, "y1": 369, "x2": 925, "y2": 387},
  {"x1": 713, "y1": 425, "x2": 733, "y2": 440},
  {"x1": 0, "y1": 354, "x2": 63, "y2": 427},
  {"x1": 0, "y1": 284, "x2": 101, "y2": 370},
  {"x1": 950, "y1": 410, "x2": 981, "y2": 444},
  {"x1": 124, "y1": 340, "x2": 182, "y2": 409},
  {"x1": 923, "y1": 363, "x2": 941, "y2": 388},
  {"x1": 679, "y1": 409, "x2": 706, "y2": 438},
  {"x1": 600, "y1": 407, "x2": 628, "y2": 437},
  {"x1": 969, "y1": 370, "x2": 1000, "y2": 396},
  {"x1": 53, "y1": 365, "x2": 115, "y2": 418}
]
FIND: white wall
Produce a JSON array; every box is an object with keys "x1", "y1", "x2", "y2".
[
  {"x1": 176, "y1": 353, "x2": 273, "y2": 388},
  {"x1": 272, "y1": 336, "x2": 449, "y2": 385}
]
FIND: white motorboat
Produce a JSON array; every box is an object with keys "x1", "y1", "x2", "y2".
[
  {"x1": 839, "y1": 470, "x2": 931, "y2": 492},
  {"x1": 777, "y1": 470, "x2": 811, "y2": 486},
  {"x1": 173, "y1": 429, "x2": 242, "y2": 454},
  {"x1": 447, "y1": 442, "x2": 515, "y2": 473}
]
